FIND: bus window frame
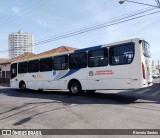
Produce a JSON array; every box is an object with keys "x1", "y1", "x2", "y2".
[
  {"x1": 53, "y1": 55, "x2": 68, "y2": 71},
  {"x1": 109, "y1": 42, "x2": 135, "y2": 66},
  {"x1": 18, "y1": 61, "x2": 28, "y2": 74},
  {"x1": 142, "y1": 40, "x2": 151, "y2": 58},
  {"x1": 40, "y1": 57, "x2": 53, "y2": 72},
  {"x1": 11, "y1": 63, "x2": 17, "y2": 79},
  {"x1": 69, "y1": 52, "x2": 87, "y2": 69},
  {"x1": 28, "y1": 59, "x2": 40, "y2": 73},
  {"x1": 88, "y1": 48, "x2": 108, "y2": 68}
]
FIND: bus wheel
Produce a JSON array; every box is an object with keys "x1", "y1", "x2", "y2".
[
  {"x1": 69, "y1": 81, "x2": 82, "y2": 95},
  {"x1": 20, "y1": 82, "x2": 26, "y2": 91}
]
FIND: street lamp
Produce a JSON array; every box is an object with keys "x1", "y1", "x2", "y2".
[
  {"x1": 118, "y1": 0, "x2": 159, "y2": 8},
  {"x1": 119, "y1": 0, "x2": 124, "y2": 4}
]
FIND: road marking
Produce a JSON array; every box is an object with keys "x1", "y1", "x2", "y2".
[
  {"x1": 151, "y1": 90, "x2": 160, "y2": 96},
  {"x1": 137, "y1": 89, "x2": 151, "y2": 94}
]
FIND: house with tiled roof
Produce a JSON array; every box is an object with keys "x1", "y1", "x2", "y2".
[
  {"x1": 28, "y1": 46, "x2": 77, "y2": 59},
  {"x1": 0, "y1": 58, "x2": 8, "y2": 63},
  {"x1": 0, "y1": 53, "x2": 35, "y2": 65},
  {"x1": 0, "y1": 46, "x2": 76, "y2": 86},
  {"x1": 0, "y1": 53, "x2": 35, "y2": 85}
]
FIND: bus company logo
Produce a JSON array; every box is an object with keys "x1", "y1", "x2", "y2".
[
  {"x1": 32, "y1": 74, "x2": 42, "y2": 79},
  {"x1": 89, "y1": 71, "x2": 94, "y2": 76},
  {"x1": 53, "y1": 71, "x2": 56, "y2": 76},
  {"x1": 95, "y1": 70, "x2": 114, "y2": 75}
]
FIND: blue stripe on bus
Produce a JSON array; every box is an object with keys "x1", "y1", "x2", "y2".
[
  {"x1": 74, "y1": 45, "x2": 102, "y2": 53},
  {"x1": 58, "y1": 45, "x2": 102, "y2": 79},
  {"x1": 58, "y1": 69, "x2": 80, "y2": 80}
]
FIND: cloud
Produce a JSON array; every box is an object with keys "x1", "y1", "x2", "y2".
[
  {"x1": 32, "y1": 18, "x2": 48, "y2": 28},
  {"x1": 32, "y1": 18, "x2": 62, "y2": 31},
  {"x1": 12, "y1": 7, "x2": 21, "y2": 16}
]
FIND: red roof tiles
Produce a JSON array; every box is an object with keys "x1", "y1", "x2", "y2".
[{"x1": 0, "y1": 46, "x2": 77, "y2": 65}]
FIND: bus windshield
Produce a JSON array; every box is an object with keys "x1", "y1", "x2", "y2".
[{"x1": 143, "y1": 41, "x2": 151, "y2": 58}]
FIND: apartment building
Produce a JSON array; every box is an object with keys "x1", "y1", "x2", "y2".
[{"x1": 8, "y1": 30, "x2": 34, "y2": 58}]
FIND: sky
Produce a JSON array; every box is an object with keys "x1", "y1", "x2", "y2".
[{"x1": 0, "y1": 0, "x2": 160, "y2": 65}]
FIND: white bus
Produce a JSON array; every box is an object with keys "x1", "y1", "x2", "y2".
[{"x1": 10, "y1": 38, "x2": 153, "y2": 95}]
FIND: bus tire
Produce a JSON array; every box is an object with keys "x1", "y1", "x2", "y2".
[
  {"x1": 19, "y1": 81, "x2": 26, "y2": 91},
  {"x1": 69, "y1": 81, "x2": 82, "y2": 95}
]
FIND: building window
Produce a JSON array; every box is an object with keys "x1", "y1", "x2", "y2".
[
  {"x1": 109, "y1": 43, "x2": 134, "y2": 65},
  {"x1": 40, "y1": 57, "x2": 53, "y2": 72},
  {"x1": 6, "y1": 71, "x2": 10, "y2": 78},
  {"x1": 53, "y1": 55, "x2": 68, "y2": 70},
  {"x1": 69, "y1": 52, "x2": 87, "y2": 69},
  {"x1": 28, "y1": 60, "x2": 39, "y2": 73},
  {"x1": 2, "y1": 71, "x2": 5, "y2": 78},
  {"x1": 88, "y1": 48, "x2": 108, "y2": 67}
]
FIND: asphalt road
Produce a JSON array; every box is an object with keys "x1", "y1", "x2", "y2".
[{"x1": 0, "y1": 79, "x2": 160, "y2": 136}]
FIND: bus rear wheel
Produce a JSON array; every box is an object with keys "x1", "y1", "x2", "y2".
[
  {"x1": 69, "y1": 81, "x2": 82, "y2": 95},
  {"x1": 20, "y1": 82, "x2": 26, "y2": 91}
]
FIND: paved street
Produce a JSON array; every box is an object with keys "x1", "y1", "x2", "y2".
[{"x1": 0, "y1": 79, "x2": 160, "y2": 131}]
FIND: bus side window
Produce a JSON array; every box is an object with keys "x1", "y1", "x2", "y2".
[
  {"x1": 11, "y1": 63, "x2": 17, "y2": 79},
  {"x1": 53, "y1": 55, "x2": 68, "y2": 70},
  {"x1": 142, "y1": 41, "x2": 151, "y2": 58},
  {"x1": 109, "y1": 43, "x2": 134, "y2": 65},
  {"x1": 88, "y1": 48, "x2": 108, "y2": 67},
  {"x1": 69, "y1": 52, "x2": 87, "y2": 69},
  {"x1": 18, "y1": 62, "x2": 28, "y2": 74},
  {"x1": 40, "y1": 57, "x2": 52, "y2": 72},
  {"x1": 28, "y1": 60, "x2": 39, "y2": 73}
]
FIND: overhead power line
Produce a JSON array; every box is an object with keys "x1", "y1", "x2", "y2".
[
  {"x1": 34, "y1": 7, "x2": 157, "y2": 44},
  {"x1": 155, "y1": 0, "x2": 160, "y2": 7},
  {"x1": 33, "y1": 10, "x2": 160, "y2": 46},
  {"x1": 0, "y1": 0, "x2": 32, "y2": 22},
  {"x1": 1, "y1": 7, "x2": 160, "y2": 54},
  {"x1": 126, "y1": 16, "x2": 160, "y2": 36},
  {"x1": 34, "y1": 0, "x2": 159, "y2": 39},
  {"x1": 35, "y1": 7, "x2": 155, "y2": 43},
  {"x1": 33, "y1": 1, "x2": 117, "y2": 37},
  {"x1": 0, "y1": 0, "x2": 46, "y2": 26}
]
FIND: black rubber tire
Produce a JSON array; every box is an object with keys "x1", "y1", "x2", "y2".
[
  {"x1": 69, "y1": 81, "x2": 82, "y2": 95},
  {"x1": 20, "y1": 82, "x2": 26, "y2": 91}
]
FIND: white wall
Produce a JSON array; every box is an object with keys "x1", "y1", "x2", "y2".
[
  {"x1": 1, "y1": 64, "x2": 10, "y2": 71},
  {"x1": 0, "y1": 64, "x2": 10, "y2": 78}
]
